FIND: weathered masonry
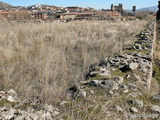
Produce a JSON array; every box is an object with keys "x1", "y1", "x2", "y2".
[
  {"x1": 60, "y1": 12, "x2": 95, "y2": 19},
  {"x1": 0, "y1": 11, "x2": 44, "y2": 20},
  {"x1": 0, "y1": 11, "x2": 31, "y2": 20}
]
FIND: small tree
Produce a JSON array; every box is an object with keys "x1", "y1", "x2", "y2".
[{"x1": 55, "y1": 14, "x2": 60, "y2": 18}]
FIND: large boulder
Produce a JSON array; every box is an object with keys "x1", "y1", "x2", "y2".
[
  {"x1": 128, "y1": 83, "x2": 137, "y2": 91},
  {"x1": 87, "y1": 80, "x2": 102, "y2": 87},
  {"x1": 3, "y1": 109, "x2": 15, "y2": 119},
  {"x1": 114, "y1": 76, "x2": 124, "y2": 85},
  {"x1": 127, "y1": 99, "x2": 143, "y2": 108},
  {"x1": 120, "y1": 65, "x2": 131, "y2": 72},
  {"x1": 113, "y1": 105, "x2": 123, "y2": 112},
  {"x1": 14, "y1": 116, "x2": 26, "y2": 120},
  {"x1": 98, "y1": 68, "x2": 111, "y2": 77},
  {"x1": 77, "y1": 90, "x2": 87, "y2": 98},
  {"x1": 129, "y1": 107, "x2": 138, "y2": 113},
  {"x1": 150, "y1": 105, "x2": 160, "y2": 113},
  {"x1": 30, "y1": 111, "x2": 44, "y2": 120},
  {"x1": 134, "y1": 44, "x2": 142, "y2": 50},
  {"x1": 152, "y1": 95, "x2": 160, "y2": 100},
  {"x1": 7, "y1": 96, "x2": 15, "y2": 102},
  {"x1": 45, "y1": 111, "x2": 53, "y2": 119},
  {"x1": 129, "y1": 62, "x2": 139, "y2": 70},
  {"x1": 7, "y1": 89, "x2": 17, "y2": 97},
  {"x1": 52, "y1": 111, "x2": 60, "y2": 117},
  {"x1": 98, "y1": 71, "x2": 111, "y2": 77},
  {"x1": 43, "y1": 104, "x2": 58, "y2": 113},
  {"x1": 105, "y1": 80, "x2": 119, "y2": 90},
  {"x1": 60, "y1": 101, "x2": 70, "y2": 106}
]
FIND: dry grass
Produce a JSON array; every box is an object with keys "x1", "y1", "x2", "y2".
[{"x1": 0, "y1": 20, "x2": 147, "y2": 103}]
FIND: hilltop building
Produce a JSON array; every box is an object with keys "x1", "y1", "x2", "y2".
[
  {"x1": 110, "y1": 3, "x2": 123, "y2": 12},
  {"x1": 132, "y1": 6, "x2": 136, "y2": 12},
  {"x1": 111, "y1": 4, "x2": 114, "y2": 11},
  {"x1": 0, "y1": 11, "x2": 44, "y2": 20},
  {"x1": 127, "y1": 6, "x2": 137, "y2": 16},
  {"x1": 0, "y1": 11, "x2": 31, "y2": 20},
  {"x1": 107, "y1": 3, "x2": 124, "y2": 16},
  {"x1": 114, "y1": 3, "x2": 123, "y2": 12},
  {"x1": 60, "y1": 12, "x2": 95, "y2": 19}
]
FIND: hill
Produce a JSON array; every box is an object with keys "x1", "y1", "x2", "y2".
[
  {"x1": 137, "y1": 6, "x2": 158, "y2": 12},
  {"x1": 0, "y1": 1, "x2": 13, "y2": 9}
]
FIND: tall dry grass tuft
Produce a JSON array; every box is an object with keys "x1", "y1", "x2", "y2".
[{"x1": 0, "y1": 20, "x2": 147, "y2": 103}]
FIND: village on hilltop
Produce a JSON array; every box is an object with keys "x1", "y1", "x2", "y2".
[{"x1": 0, "y1": 2, "x2": 156, "y2": 22}]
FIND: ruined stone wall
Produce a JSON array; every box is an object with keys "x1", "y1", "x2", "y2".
[{"x1": 0, "y1": 20, "x2": 158, "y2": 120}]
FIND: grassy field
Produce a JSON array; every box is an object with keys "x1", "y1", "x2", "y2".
[{"x1": 0, "y1": 20, "x2": 147, "y2": 104}]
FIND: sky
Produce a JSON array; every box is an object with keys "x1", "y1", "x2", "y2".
[{"x1": 1, "y1": 0, "x2": 158, "y2": 9}]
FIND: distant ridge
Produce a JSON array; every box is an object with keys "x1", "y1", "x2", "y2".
[
  {"x1": 0, "y1": 1, "x2": 13, "y2": 9},
  {"x1": 137, "y1": 6, "x2": 158, "y2": 12}
]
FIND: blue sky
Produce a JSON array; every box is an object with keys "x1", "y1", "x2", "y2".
[{"x1": 1, "y1": 0, "x2": 158, "y2": 9}]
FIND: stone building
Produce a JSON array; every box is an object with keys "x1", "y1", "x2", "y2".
[
  {"x1": 60, "y1": 12, "x2": 95, "y2": 19},
  {"x1": 111, "y1": 4, "x2": 114, "y2": 11},
  {"x1": 31, "y1": 12, "x2": 44, "y2": 20},
  {"x1": 132, "y1": 6, "x2": 136, "y2": 12},
  {"x1": 109, "y1": 3, "x2": 123, "y2": 15},
  {"x1": 0, "y1": 11, "x2": 45, "y2": 20},
  {"x1": 0, "y1": 11, "x2": 31, "y2": 20},
  {"x1": 112, "y1": 3, "x2": 123, "y2": 12}
]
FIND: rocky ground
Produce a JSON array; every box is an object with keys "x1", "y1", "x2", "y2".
[{"x1": 0, "y1": 20, "x2": 159, "y2": 120}]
